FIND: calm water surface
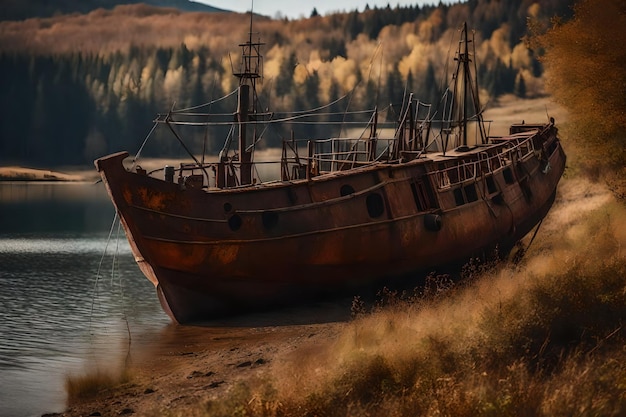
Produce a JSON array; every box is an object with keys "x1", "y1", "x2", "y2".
[{"x1": 0, "y1": 182, "x2": 170, "y2": 417}]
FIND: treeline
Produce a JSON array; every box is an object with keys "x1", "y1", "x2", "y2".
[
  {"x1": 0, "y1": 0, "x2": 224, "y2": 22},
  {"x1": 0, "y1": 0, "x2": 575, "y2": 167}
]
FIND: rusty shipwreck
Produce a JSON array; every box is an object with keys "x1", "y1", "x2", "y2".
[{"x1": 95, "y1": 23, "x2": 566, "y2": 323}]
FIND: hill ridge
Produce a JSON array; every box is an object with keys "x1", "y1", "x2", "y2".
[{"x1": 0, "y1": 0, "x2": 228, "y2": 22}]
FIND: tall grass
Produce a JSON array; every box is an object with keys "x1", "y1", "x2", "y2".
[
  {"x1": 65, "y1": 367, "x2": 133, "y2": 402},
  {"x1": 199, "y1": 185, "x2": 626, "y2": 416}
]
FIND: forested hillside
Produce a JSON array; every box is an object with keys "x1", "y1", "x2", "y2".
[
  {"x1": 0, "y1": 0, "x2": 575, "y2": 167},
  {"x1": 0, "y1": 0, "x2": 226, "y2": 22}
]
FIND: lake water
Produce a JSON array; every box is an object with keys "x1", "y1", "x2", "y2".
[{"x1": 0, "y1": 182, "x2": 170, "y2": 417}]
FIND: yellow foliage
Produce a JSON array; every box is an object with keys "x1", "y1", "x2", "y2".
[{"x1": 537, "y1": 0, "x2": 626, "y2": 170}]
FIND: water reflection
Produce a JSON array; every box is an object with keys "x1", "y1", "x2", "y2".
[
  {"x1": 0, "y1": 182, "x2": 170, "y2": 417},
  {"x1": 0, "y1": 182, "x2": 350, "y2": 417},
  {"x1": 0, "y1": 182, "x2": 115, "y2": 233}
]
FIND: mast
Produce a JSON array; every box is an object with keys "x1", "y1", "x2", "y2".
[
  {"x1": 234, "y1": 8, "x2": 264, "y2": 185},
  {"x1": 453, "y1": 22, "x2": 486, "y2": 149},
  {"x1": 462, "y1": 22, "x2": 469, "y2": 148}
]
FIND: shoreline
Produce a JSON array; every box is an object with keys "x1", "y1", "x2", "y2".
[
  {"x1": 0, "y1": 166, "x2": 97, "y2": 182},
  {"x1": 56, "y1": 315, "x2": 348, "y2": 417}
]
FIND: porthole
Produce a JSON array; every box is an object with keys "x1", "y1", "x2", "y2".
[
  {"x1": 340, "y1": 184, "x2": 355, "y2": 196},
  {"x1": 223, "y1": 202, "x2": 233, "y2": 213},
  {"x1": 228, "y1": 214, "x2": 242, "y2": 231},
  {"x1": 366, "y1": 193, "x2": 385, "y2": 218},
  {"x1": 262, "y1": 211, "x2": 279, "y2": 229}
]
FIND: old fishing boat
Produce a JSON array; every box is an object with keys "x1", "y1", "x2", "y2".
[{"x1": 96, "y1": 23, "x2": 566, "y2": 323}]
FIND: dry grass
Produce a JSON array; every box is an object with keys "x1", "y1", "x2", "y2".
[
  {"x1": 192, "y1": 177, "x2": 626, "y2": 416},
  {"x1": 65, "y1": 367, "x2": 134, "y2": 403}
]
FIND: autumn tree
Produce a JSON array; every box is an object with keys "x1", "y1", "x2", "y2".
[
  {"x1": 535, "y1": 0, "x2": 626, "y2": 198},
  {"x1": 0, "y1": 0, "x2": 578, "y2": 167}
]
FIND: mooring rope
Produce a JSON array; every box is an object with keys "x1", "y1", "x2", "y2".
[{"x1": 89, "y1": 210, "x2": 119, "y2": 333}]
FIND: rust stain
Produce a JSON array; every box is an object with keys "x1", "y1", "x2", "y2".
[
  {"x1": 134, "y1": 186, "x2": 177, "y2": 212},
  {"x1": 214, "y1": 244, "x2": 239, "y2": 265}
]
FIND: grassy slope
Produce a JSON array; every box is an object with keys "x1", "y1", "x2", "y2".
[
  {"x1": 194, "y1": 97, "x2": 626, "y2": 416},
  {"x1": 213, "y1": 178, "x2": 626, "y2": 417}
]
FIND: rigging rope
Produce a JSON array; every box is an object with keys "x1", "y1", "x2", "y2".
[
  {"x1": 170, "y1": 87, "x2": 239, "y2": 113},
  {"x1": 132, "y1": 122, "x2": 158, "y2": 166},
  {"x1": 89, "y1": 210, "x2": 119, "y2": 334}
]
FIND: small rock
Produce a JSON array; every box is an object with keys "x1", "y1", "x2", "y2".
[
  {"x1": 254, "y1": 358, "x2": 267, "y2": 365},
  {"x1": 237, "y1": 361, "x2": 252, "y2": 368},
  {"x1": 187, "y1": 370, "x2": 204, "y2": 379},
  {"x1": 119, "y1": 408, "x2": 134, "y2": 415},
  {"x1": 205, "y1": 371, "x2": 215, "y2": 377},
  {"x1": 143, "y1": 388, "x2": 155, "y2": 394}
]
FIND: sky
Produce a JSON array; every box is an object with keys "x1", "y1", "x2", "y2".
[{"x1": 196, "y1": 0, "x2": 443, "y2": 19}]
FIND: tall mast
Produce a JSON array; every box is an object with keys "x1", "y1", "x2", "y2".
[
  {"x1": 462, "y1": 22, "x2": 469, "y2": 148},
  {"x1": 453, "y1": 22, "x2": 486, "y2": 149},
  {"x1": 234, "y1": 6, "x2": 264, "y2": 185}
]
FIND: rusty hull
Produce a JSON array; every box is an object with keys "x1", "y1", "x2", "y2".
[{"x1": 95, "y1": 123, "x2": 565, "y2": 324}]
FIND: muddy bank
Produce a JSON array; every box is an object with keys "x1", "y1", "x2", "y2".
[{"x1": 58, "y1": 306, "x2": 349, "y2": 417}]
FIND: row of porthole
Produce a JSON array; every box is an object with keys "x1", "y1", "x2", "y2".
[
  {"x1": 225, "y1": 205, "x2": 279, "y2": 232},
  {"x1": 228, "y1": 212, "x2": 278, "y2": 231},
  {"x1": 225, "y1": 188, "x2": 386, "y2": 231}
]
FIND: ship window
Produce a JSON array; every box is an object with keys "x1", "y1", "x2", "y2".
[
  {"x1": 411, "y1": 181, "x2": 430, "y2": 212},
  {"x1": 486, "y1": 176, "x2": 497, "y2": 194},
  {"x1": 366, "y1": 193, "x2": 385, "y2": 218},
  {"x1": 464, "y1": 184, "x2": 478, "y2": 202},
  {"x1": 228, "y1": 214, "x2": 242, "y2": 231},
  {"x1": 224, "y1": 202, "x2": 233, "y2": 212},
  {"x1": 262, "y1": 211, "x2": 279, "y2": 229},
  {"x1": 340, "y1": 184, "x2": 355, "y2": 196},
  {"x1": 503, "y1": 167, "x2": 514, "y2": 184},
  {"x1": 454, "y1": 188, "x2": 465, "y2": 206}
]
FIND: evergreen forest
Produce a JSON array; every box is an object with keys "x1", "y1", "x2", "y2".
[{"x1": 0, "y1": 0, "x2": 575, "y2": 167}]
